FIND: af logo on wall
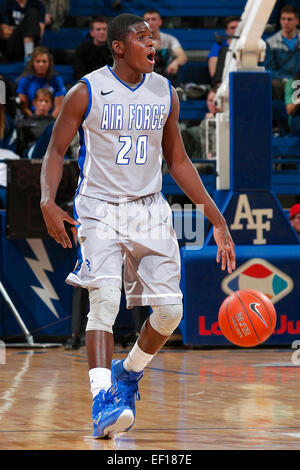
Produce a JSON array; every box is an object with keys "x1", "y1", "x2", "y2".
[
  {"x1": 230, "y1": 194, "x2": 273, "y2": 245},
  {"x1": 221, "y1": 258, "x2": 294, "y2": 304}
]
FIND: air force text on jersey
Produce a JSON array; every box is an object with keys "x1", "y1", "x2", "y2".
[{"x1": 100, "y1": 104, "x2": 166, "y2": 130}]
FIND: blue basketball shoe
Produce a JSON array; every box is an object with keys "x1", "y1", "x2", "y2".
[
  {"x1": 92, "y1": 385, "x2": 134, "y2": 438},
  {"x1": 111, "y1": 359, "x2": 143, "y2": 431}
]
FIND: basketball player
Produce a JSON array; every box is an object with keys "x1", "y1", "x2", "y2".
[{"x1": 40, "y1": 14, "x2": 236, "y2": 439}]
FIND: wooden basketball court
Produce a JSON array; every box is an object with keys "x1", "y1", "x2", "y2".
[{"x1": 1, "y1": 344, "x2": 300, "y2": 450}]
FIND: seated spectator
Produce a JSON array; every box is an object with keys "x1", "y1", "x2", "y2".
[
  {"x1": 73, "y1": 16, "x2": 113, "y2": 82},
  {"x1": 0, "y1": 102, "x2": 17, "y2": 152},
  {"x1": 289, "y1": 203, "x2": 300, "y2": 236},
  {"x1": 208, "y1": 16, "x2": 239, "y2": 82},
  {"x1": 199, "y1": 88, "x2": 222, "y2": 159},
  {"x1": 181, "y1": 88, "x2": 221, "y2": 164},
  {"x1": 17, "y1": 87, "x2": 78, "y2": 160},
  {"x1": 16, "y1": 45, "x2": 66, "y2": 118},
  {"x1": 16, "y1": 88, "x2": 54, "y2": 157},
  {"x1": 284, "y1": 65, "x2": 300, "y2": 132},
  {"x1": 0, "y1": 102, "x2": 19, "y2": 207},
  {"x1": 143, "y1": 9, "x2": 187, "y2": 86},
  {"x1": 41, "y1": 0, "x2": 70, "y2": 31},
  {"x1": 264, "y1": 5, "x2": 300, "y2": 100},
  {"x1": 0, "y1": 148, "x2": 20, "y2": 208},
  {"x1": 0, "y1": 0, "x2": 45, "y2": 62}
]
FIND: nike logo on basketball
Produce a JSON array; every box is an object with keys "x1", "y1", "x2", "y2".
[
  {"x1": 249, "y1": 303, "x2": 268, "y2": 327},
  {"x1": 101, "y1": 90, "x2": 114, "y2": 95}
]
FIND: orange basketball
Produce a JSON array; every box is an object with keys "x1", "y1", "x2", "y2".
[{"x1": 218, "y1": 289, "x2": 277, "y2": 347}]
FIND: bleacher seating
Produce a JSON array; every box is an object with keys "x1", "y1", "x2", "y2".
[
  {"x1": 68, "y1": 0, "x2": 247, "y2": 18},
  {"x1": 42, "y1": 28, "x2": 224, "y2": 53},
  {"x1": 0, "y1": 62, "x2": 75, "y2": 87},
  {"x1": 43, "y1": 28, "x2": 90, "y2": 50},
  {"x1": 272, "y1": 136, "x2": 300, "y2": 157},
  {"x1": 1, "y1": 0, "x2": 299, "y2": 198}
]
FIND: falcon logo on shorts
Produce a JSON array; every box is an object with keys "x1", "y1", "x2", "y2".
[
  {"x1": 221, "y1": 258, "x2": 294, "y2": 304},
  {"x1": 85, "y1": 259, "x2": 91, "y2": 272}
]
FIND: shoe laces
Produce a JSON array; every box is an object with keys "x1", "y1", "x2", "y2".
[
  {"x1": 105, "y1": 386, "x2": 118, "y2": 403},
  {"x1": 94, "y1": 386, "x2": 118, "y2": 413},
  {"x1": 115, "y1": 376, "x2": 141, "y2": 402}
]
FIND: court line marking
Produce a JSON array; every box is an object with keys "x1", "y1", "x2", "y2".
[
  {"x1": 1, "y1": 426, "x2": 300, "y2": 434},
  {"x1": 253, "y1": 362, "x2": 300, "y2": 367}
]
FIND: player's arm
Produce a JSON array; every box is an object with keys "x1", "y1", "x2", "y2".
[
  {"x1": 162, "y1": 86, "x2": 236, "y2": 273},
  {"x1": 40, "y1": 82, "x2": 88, "y2": 248}
]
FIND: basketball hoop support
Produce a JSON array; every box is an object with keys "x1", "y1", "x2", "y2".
[{"x1": 0, "y1": 280, "x2": 62, "y2": 348}]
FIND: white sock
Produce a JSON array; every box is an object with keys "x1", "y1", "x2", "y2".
[
  {"x1": 124, "y1": 341, "x2": 155, "y2": 373},
  {"x1": 89, "y1": 367, "x2": 111, "y2": 398}
]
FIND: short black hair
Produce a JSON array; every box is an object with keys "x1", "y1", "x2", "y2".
[
  {"x1": 107, "y1": 13, "x2": 145, "y2": 54},
  {"x1": 280, "y1": 5, "x2": 299, "y2": 18},
  {"x1": 90, "y1": 16, "x2": 108, "y2": 29},
  {"x1": 223, "y1": 16, "x2": 240, "y2": 28},
  {"x1": 144, "y1": 9, "x2": 161, "y2": 17}
]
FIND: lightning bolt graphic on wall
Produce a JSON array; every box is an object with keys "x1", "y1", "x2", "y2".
[{"x1": 25, "y1": 239, "x2": 60, "y2": 318}]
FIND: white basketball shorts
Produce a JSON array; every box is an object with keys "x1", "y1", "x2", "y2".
[{"x1": 66, "y1": 192, "x2": 183, "y2": 308}]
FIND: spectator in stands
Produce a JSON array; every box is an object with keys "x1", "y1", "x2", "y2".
[
  {"x1": 17, "y1": 86, "x2": 78, "y2": 160},
  {"x1": 41, "y1": 0, "x2": 70, "y2": 31},
  {"x1": 289, "y1": 203, "x2": 300, "y2": 236},
  {"x1": 181, "y1": 88, "x2": 220, "y2": 167},
  {"x1": 0, "y1": 0, "x2": 46, "y2": 62},
  {"x1": 16, "y1": 87, "x2": 54, "y2": 157},
  {"x1": 0, "y1": 91, "x2": 17, "y2": 152},
  {"x1": 16, "y1": 45, "x2": 66, "y2": 118},
  {"x1": 73, "y1": 16, "x2": 113, "y2": 81},
  {"x1": 199, "y1": 88, "x2": 221, "y2": 159},
  {"x1": 143, "y1": 8, "x2": 187, "y2": 86},
  {"x1": 284, "y1": 65, "x2": 300, "y2": 132},
  {"x1": 0, "y1": 149, "x2": 19, "y2": 208},
  {"x1": 265, "y1": 5, "x2": 300, "y2": 100},
  {"x1": 208, "y1": 16, "x2": 239, "y2": 82},
  {"x1": 181, "y1": 88, "x2": 221, "y2": 164},
  {"x1": 0, "y1": 100, "x2": 19, "y2": 208}
]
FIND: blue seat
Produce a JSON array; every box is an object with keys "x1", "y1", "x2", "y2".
[
  {"x1": 179, "y1": 100, "x2": 207, "y2": 120},
  {"x1": 178, "y1": 62, "x2": 210, "y2": 85},
  {"x1": 68, "y1": 0, "x2": 246, "y2": 17},
  {"x1": 0, "y1": 62, "x2": 74, "y2": 85},
  {"x1": 42, "y1": 27, "x2": 224, "y2": 53},
  {"x1": 162, "y1": 28, "x2": 224, "y2": 51},
  {"x1": 272, "y1": 136, "x2": 300, "y2": 157},
  {"x1": 42, "y1": 29, "x2": 89, "y2": 50},
  {"x1": 0, "y1": 62, "x2": 24, "y2": 82}
]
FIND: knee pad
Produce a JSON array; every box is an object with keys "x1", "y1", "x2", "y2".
[
  {"x1": 149, "y1": 304, "x2": 183, "y2": 336},
  {"x1": 86, "y1": 285, "x2": 121, "y2": 333}
]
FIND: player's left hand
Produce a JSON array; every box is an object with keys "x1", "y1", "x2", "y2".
[
  {"x1": 41, "y1": 200, "x2": 77, "y2": 249},
  {"x1": 213, "y1": 224, "x2": 236, "y2": 273}
]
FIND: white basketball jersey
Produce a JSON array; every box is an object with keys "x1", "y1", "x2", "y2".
[{"x1": 76, "y1": 65, "x2": 172, "y2": 202}]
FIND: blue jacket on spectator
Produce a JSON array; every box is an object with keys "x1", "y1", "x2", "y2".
[
  {"x1": 16, "y1": 74, "x2": 66, "y2": 113},
  {"x1": 264, "y1": 30, "x2": 300, "y2": 80}
]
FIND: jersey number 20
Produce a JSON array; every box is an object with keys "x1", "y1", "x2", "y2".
[{"x1": 116, "y1": 135, "x2": 148, "y2": 165}]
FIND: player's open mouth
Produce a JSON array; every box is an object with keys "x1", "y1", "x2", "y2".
[{"x1": 147, "y1": 51, "x2": 155, "y2": 64}]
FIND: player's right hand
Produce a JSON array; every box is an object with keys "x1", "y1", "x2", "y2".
[{"x1": 40, "y1": 200, "x2": 77, "y2": 249}]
